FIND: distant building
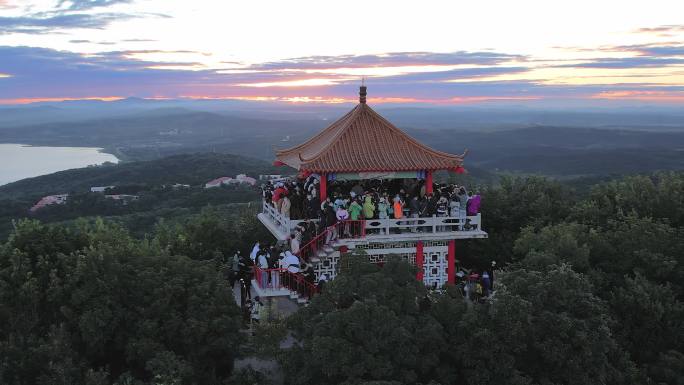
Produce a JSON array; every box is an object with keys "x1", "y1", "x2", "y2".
[
  {"x1": 205, "y1": 175, "x2": 257, "y2": 188},
  {"x1": 104, "y1": 194, "x2": 139, "y2": 204},
  {"x1": 161, "y1": 183, "x2": 191, "y2": 189},
  {"x1": 205, "y1": 177, "x2": 233, "y2": 188},
  {"x1": 91, "y1": 186, "x2": 115, "y2": 193},
  {"x1": 234, "y1": 174, "x2": 257, "y2": 186},
  {"x1": 259, "y1": 174, "x2": 285, "y2": 181},
  {"x1": 30, "y1": 194, "x2": 68, "y2": 212}
]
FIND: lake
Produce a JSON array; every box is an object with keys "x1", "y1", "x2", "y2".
[{"x1": 0, "y1": 144, "x2": 119, "y2": 186}]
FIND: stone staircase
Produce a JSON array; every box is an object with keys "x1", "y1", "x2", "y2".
[{"x1": 251, "y1": 279, "x2": 309, "y2": 304}]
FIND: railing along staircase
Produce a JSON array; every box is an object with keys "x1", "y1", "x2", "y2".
[
  {"x1": 296, "y1": 220, "x2": 366, "y2": 262},
  {"x1": 249, "y1": 220, "x2": 366, "y2": 303},
  {"x1": 252, "y1": 266, "x2": 319, "y2": 304}
]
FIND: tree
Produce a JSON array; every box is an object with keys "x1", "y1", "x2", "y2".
[
  {"x1": 279, "y1": 256, "x2": 446, "y2": 385},
  {"x1": 464, "y1": 176, "x2": 575, "y2": 267},
  {"x1": 586, "y1": 215, "x2": 684, "y2": 296},
  {"x1": 0, "y1": 219, "x2": 243, "y2": 385},
  {"x1": 609, "y1": 273, "x2": 684, "y2": 379},
  {"x1": 487, "y1": 264, "x2": 637, "y2": 385},
  {"x1": 570, "y1": 172, "x2": 684, "y2": 228},
  {"x1": 513, "y1": 223, "x2": 591, "y2": 272}
]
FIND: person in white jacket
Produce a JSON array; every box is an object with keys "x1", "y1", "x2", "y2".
[
  {"x1": 249, "y1": 242, "x2": 260, "y2": 262},
  {"x1": 280, "y1": 194, "x2": 291, "y2": 218}
]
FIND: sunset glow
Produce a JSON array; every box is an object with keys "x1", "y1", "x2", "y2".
[
  {"x1": 0, "y1": 0, "x2": 683, "y2": 105},
  {"x1": 0, "y1": 96, "x2": 125, "y2": 104}
]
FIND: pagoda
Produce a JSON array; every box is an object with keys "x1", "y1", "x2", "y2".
[{"x1": 257, "y1": 86, "x2": 487, "y2": 296}]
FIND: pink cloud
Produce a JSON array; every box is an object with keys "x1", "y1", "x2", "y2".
[{"x1": 590, "y1": 90, "x2": 684, "y2": 102}]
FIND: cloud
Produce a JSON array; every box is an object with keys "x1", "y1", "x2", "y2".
[
  {"x1": 609, "y1": 43, "x2": 684, "y2": 57},
  {"x1": 373, "y1": 67, "x2": 529, "y2": 83},
  {"x1": 121, "y1": 38, "x2": 156, "y2": 42},
  {"x1": 1, "y1": 45, "x2": 683, "y2": 106},
  {"x1": 0, "y1": 0, "x2": 16, "y2": 9},
  {"x1": 248, "y1": 51, "x2": 522, "y2": 71},
  {"x1": 634, "y1": 25, "x2": 684, "y2": 35},
  {"x1": 57, "y1": 0, "x2": 132, "y2": 11},
  {"x1": 0, "y1": 12, "x2": 136, "y2": 34},
  {"x1": 557, "y1": 57, "x2": 684, "y2": 69},
  {"x1": 549, "y1": 41, "x2": 684, "y2": 70},
  {"x1": 0, "y1": 0, "x2": 166, "y2": 35},
  {"x1": 590, "y1": 89, "x2": 684, "y2": 101},
  {"x1": 69, "y1": 39, "x2": 116, "y2": 45}
]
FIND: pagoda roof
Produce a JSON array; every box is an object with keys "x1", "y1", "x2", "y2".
[{"x1": 275, "y1": 87, "x2": 465, "y2": 173}]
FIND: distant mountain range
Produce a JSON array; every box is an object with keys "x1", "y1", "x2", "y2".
[{"x1": 1, "y1": 98, "x2": 683, "y2": 178}]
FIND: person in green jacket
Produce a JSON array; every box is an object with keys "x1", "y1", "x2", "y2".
[
  {"x1": 363, "y1": 195, "x2": 376, "y2": 219},
  {"x1": 349, "y1": 198, "x2": 363, "y2": 220}
]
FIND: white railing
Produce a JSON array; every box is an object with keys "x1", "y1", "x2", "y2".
[
  {"x1": 262, "y1": 199, "x2": 483, "y2": 237},
  {"x1": 261, "y1": 200, "x2": 317, "y2": 235},
  {"x1": 262, "y1": 200, "x2": 291, "y2": 235},
  {"x1": 363, "y1": 213, "x2": 482, "y2": 236}
]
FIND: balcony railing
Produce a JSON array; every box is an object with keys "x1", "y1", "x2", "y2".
[
  {"x1": 262, "y1": 200, "x2": 314, "y2": 236},
  {"x1": 261, "y1": 199, "x2": 483, "y2": 238}
]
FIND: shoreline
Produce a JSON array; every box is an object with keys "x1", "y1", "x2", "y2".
[{"x1": 0, "y1": 143, "x2": 120, "y2": 186}]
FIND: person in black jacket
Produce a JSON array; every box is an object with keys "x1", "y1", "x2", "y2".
[
  {"x1": 424, "y1": 193, "x2": 437, "y2": 217},
  {"x1": 238, "y1": 253, "x2": 254, "y2": 299},
  {"x1": 326, "y1": 204, "x2": 338, "y2": 223}
]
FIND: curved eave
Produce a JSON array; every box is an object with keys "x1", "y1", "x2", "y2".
[
  {"x1": 300, "y1": 155, "x2": 465, "y2": 173},
  {"x1": 273, "y1": 102, "x2": 467, "y2": 173}
]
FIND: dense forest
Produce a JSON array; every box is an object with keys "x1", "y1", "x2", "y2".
[{"x1": 0, "y1": 169, "x2": 683, "y2": 384}]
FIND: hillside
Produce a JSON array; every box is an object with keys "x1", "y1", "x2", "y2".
[
  {"x1": 0, "y1": 152, "x2": 280, "y2": 199},
  {"x1": 0, "y1": 109, "x2": 323, "y2": 161}
]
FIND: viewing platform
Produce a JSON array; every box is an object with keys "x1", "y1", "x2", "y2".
[{"x1": 258, "y1": 85, "x2": 488, "y2": 290}]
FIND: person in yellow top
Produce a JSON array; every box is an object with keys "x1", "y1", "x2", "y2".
[{"x1": 363, "y1": 195, "x2": 376, "y2": 219}]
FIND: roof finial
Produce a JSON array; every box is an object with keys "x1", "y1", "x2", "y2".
[{"x1": 359, "y1": 77, "x2": 367, "y2": 104}]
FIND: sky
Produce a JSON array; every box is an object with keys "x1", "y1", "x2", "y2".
[{"x1": 0, "y1": 0, "x2": 683, "y2": 105}]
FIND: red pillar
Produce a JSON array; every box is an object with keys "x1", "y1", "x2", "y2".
[
  {"x1": 447, "y1": 239, "x2": 456, "y2": 284},
  {"x1": 319, "y1": 173, "x2": 327, "y2": 201},
  {"x1": 425, "y1": 170, "x2": 433, "y2": 195},
  {"x1": 416, "y1": 241, "x2": 424, "y2": 282}
]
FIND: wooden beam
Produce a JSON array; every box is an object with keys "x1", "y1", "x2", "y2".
[
  {"x1": 319, "y1": 173, "x2": 327, "y2": 201},
  {"x1": 447, "y1": 239, "x2": 456, "y2": 284},
  {"x1": 416, "y1": 241, "x2": 424, "y2": 282}
]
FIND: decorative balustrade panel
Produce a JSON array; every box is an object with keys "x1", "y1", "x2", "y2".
[
  {"x1": 363, "y1": 213, "x2": 481, "y2": 235},
  {"x1": 423, "y1": 250, "x2": 449, "y2": 287}
]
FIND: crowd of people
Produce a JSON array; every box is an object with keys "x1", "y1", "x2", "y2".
[
  {"x1": 262, "y1": 175, "x2": 482, "y2": 226},
  {"x1": 241, "y1": 175, "x2": 488, "y2": 320},
  {"x1": 228, "y1": 241, "x2": 326, "y2": 299},
  {"x1": 455, "y1": 261, "x2": 497, "y2": 303}
]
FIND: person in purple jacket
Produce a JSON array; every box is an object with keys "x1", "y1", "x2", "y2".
[{"x1": 467, "y1": 191, "x2": 481, "y2": 216}]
